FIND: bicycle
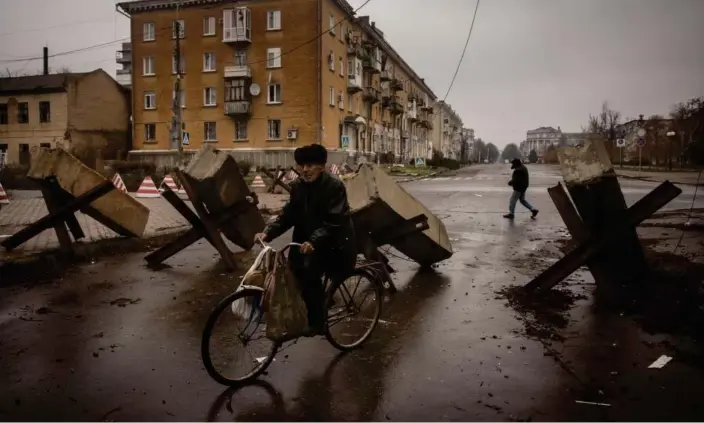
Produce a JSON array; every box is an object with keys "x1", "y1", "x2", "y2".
[{"x1": 201, "y1": 241, "x2": 385, "y2": 386}]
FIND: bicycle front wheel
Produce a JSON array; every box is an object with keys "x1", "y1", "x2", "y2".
[
  {"x1": 201, "y1": 288, "x2": 280, "y2": 386},
  {"x1": 324, "y1": 268, "x2": 383, "y2": 351}
]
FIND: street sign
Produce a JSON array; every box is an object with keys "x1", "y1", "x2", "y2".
[
  {"x1": 415, "y1": 157, "x2": 426, "y2": 166},
  {"x1": 182, "y1": 131, "x2": 190, "y2": 146},
  {"x1": 616, "y1": 138, "x2": 626, "y2": 148},
  {"x1": 636, "y1": 137, "x2": 646, "y2": 147},
  {"x1": 341, "y1": 135, "x2": 350, "y2": 149},
  {"x1": 636, "y1": 128, "x2": 646, "y2": 137}
]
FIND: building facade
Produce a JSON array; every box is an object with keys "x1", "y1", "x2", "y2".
[
  {"x1": 117, "y1": 0, "x2": 436, "y2": 167},
  {"x1": 522, "y1": 126, "x2": 563, "y2": 157},
  {"x1": 431, "y1": 101, "x2": 462, "y2": 159},
  {"x1": 0, "y1": 70, "x2": 130, "y2": 166}
]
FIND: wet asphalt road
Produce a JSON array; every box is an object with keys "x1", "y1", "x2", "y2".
[{"x1": 1, "y1": 164, "x2": 703, "y2": 421}]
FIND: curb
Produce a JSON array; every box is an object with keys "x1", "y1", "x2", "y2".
[{"x1": 617, "y1": 173, "x2": 704, "y2": 187}]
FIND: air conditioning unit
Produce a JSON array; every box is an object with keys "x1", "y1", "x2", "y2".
[{"x1": 287, "y1": 128, "x2": 298, "y2": 140}]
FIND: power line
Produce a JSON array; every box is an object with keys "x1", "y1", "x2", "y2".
[{"x1": 441, "y1": 0, "x2": 480, "y2": 102}]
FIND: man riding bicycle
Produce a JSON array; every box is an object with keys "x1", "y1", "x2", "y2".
[{"x1": 254, "y1": 144, "x2": 357, "y2": 335}]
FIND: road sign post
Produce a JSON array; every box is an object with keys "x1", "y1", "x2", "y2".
[{"x1": 636, "y1": 128, "x2": 646, "y2": 176}]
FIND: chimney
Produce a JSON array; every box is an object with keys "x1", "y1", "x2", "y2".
[{"x1": 43, "y1": 47, "x2": 49, "y2": 75}]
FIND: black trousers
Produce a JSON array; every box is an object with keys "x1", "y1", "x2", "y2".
[{"x1": 289, "y1": 250, "x2": 355, "y2": 327}]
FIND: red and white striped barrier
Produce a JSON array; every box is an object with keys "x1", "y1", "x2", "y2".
[
  {"x1": 250, "y1": 175, "x2": 266, "y2": 191},
  {"x1": 0, "y1": 182, "x2": 9, "y2": 205},
  {"x1": 135, "y1": 176, "x2": 160, "y2": 198},
  {"x1": 160, "y1": 174, "x2": 179, "y2": 192},
  {"x1": 111, "y1": 173, "x2": 128, "y2": 193}
]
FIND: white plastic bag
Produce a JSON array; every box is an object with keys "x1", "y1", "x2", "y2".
[{"x1": 231, "y1": 246, "x2": 274, "y2": 318}]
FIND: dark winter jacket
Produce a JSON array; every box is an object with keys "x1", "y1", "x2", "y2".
[
  {"x1": 264, "y1": 172, "x2": 357, "y2": 272},
  {"x1": 509, "y1": 164, "x2": 530, "y2": 192}
]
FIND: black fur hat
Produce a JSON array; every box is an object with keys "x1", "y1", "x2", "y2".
[{"x1": 294, "y1": 144, "x2": 328, "y2": 165}]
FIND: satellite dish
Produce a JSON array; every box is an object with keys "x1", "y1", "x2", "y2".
[{"x1": 250, "y1": 83, "x2": 261, "y2": 96}]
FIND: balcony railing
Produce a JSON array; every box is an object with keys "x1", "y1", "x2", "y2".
[
  {"x1": 362, "y1": 56, "x2": 381, "y2": 74},
  {"x1": 224, "y1": 64, "x2": 252, "y2": 79},
  {"x1": 380, "y1": 69, "x2": 392, "y2": 81},
  {"x1": 347, "y1": 76, "x2": 363, "y2": 93},
  {"x1": 362, "y1": 86, "x2": 381, "y2": 103},
  {"x1": 224, "y1": 100, "x2": 251, "y2": 116},
  {"x1": 347, "y1": 44, "x2": 361, "y2": 57},
  {"x1": 390, "y1": 99, "x2": 403, "y2": 115},
  {"x1": 115, "y1": 51, "x2": 131, "y2": 64},
  {"x1": 390, "y1": 78, "x2": 403, "y2": 92},
  {"x1": 223, "y1": 27, "x2": 251, "y2": 43}
]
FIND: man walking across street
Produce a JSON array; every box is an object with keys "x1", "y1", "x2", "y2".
[{"x1": 504, "y1": 158, "x2": 539, "y2": 220}]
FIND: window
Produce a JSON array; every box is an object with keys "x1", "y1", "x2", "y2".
[
  {"x1": 267, "y1": 10, "x2": 281, "y2": 30},
  {"x1": 203, "y1": 16, "x2": 216, "y2": 36},
  {"x1": 329, "y1": 15, "x2": 336, "y2": 34},
  {"x1": 143, "y1": 56, "x2": 155, "y2": 75},
  {"x1": 17, "y1": 102, "x2": 28, "y2": 124},
  {"x1": 145, "y1": 123, "x2": 156, "y2": 142},
  {"x1": 328, "y1": 51, "x2": 335, "y2": 71},
  {"x1": 143, "y1": 22, "x2": 155, "y2": 41},
  {"x1": 267, "y1": 83, "x2": 281, "y2": 104},
  {"x1": 338, "y1": 90, "x2": 344, "y2": 109},
  {"x1": 204, "y1": 121, "x2": 217, "y2": 142},
  {"x1": 204, "y1": 87, "x2": 217, "y2": 106},
  {"x1": 225, "y1": 79, "x2": 246, "y2": 101},
  {"x1": 39, "y1": 143, "x2": 51, "y2": 149},
  {"x1": 267, "y1": 47, "x2": 281, "y2": 68},
  {"x1": 339, "y1": 57, "x2": 344, "y2": 76},
  {"x1": 203, "y1": 52, "x2": 216, "y2": 72},
  {"x1": 267, "y1": 119, "x2": 281, "y2": 140},
  {"x1": 234, "y1": 50, "x2": 247, "y2": 66},
  {"x1": 347, "y1": 94, "x2": 352, "y2": 112},
  {"x1": 235, "y1": 121, "x2": 247, "y2": 140},
  {"x1": 172, "y1": 19, "x2": 185, "y2": 39},
  {"x1": 329, "y1": 86, "x2": 335, "y2": 106},
  {"x1": 172, "y1": 90, "x2": 186, "y2": 108},
  {"x1": 0, "y1": 104, "x2": 7, "y2": 124},
  {"x1": 144, "y1": 91, "x2": 156, "y2": 109},
  {"x1": 172, "y1": 54, "x2": 185, "y2": 74}
]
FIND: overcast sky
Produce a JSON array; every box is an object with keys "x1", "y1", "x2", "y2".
[{"x1": 1, "y1": 0, "x2": 702, "y2": 149}]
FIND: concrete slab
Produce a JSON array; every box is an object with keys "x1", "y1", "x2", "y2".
[
  {"x1": 344, "y1": 163, "x2": 453, "y2": 266},
  {"x1": 182, "y1": 145, "x2": 264, "y2": 250},
  {"x1": 557, "y1": 140, "x2": 613, "y2": 185},
  {"x1": 26, "y1": 148, "x2": 149, "y2": 237}
]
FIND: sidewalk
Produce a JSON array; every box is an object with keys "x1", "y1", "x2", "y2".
[
  {"x1": 0, "y1": 193, "x2": 287, "y2": 258},
  {"x1": 616, "y1": 168, "x2": 703, "y2": 186}
]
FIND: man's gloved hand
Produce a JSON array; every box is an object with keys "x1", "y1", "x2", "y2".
[
  {"x1": 300, "y1": 242, "x2": 315, "y2": 254},
  {"x1": 508, "y1": 180, "x2": 513, "y2": 186}
]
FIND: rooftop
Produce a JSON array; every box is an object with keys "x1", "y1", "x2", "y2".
[{"x1": 0, "y1": 72, "x2": 89, "y2": 96}]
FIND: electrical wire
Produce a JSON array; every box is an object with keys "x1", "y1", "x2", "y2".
[
  {"x1": 673, "y1": 169, "x2": 702, "y2": 254},
  {"x1": 441, "y1": 0, "x2": 480, "y2": 102}
]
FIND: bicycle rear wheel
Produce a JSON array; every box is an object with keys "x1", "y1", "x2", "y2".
[
  {"x1": 201, "y1": 288, "x2": 280, "y2": 386},
  {"x1": 324, "y1": 268, "x2": 383, "y2": 351}
]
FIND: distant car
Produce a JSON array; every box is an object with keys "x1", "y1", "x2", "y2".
[{"x1": 483, "y1": 159, "x2": 489, "y2": 164}]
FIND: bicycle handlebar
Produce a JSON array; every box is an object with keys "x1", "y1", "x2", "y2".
[{"x1": 256, "y1": 238, "x2": 303, "y2": 252}]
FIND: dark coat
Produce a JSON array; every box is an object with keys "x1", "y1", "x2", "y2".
[
  {"x1": 264, "y1": 172, "x2": 357, "y2": 274},
  {"x1": 510, "y1": 164, "x2": 530, "y2": 192}
]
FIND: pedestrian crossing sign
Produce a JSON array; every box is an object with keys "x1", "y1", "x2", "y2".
[
  {"x1": 415, "y1": 157, "x2": 426, "y2": 166},
  {"x1": 182, "y1": 132, "x2": 190, "y2": 146}
]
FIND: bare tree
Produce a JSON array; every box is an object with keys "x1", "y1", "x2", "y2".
[{"x1": 584, "y1": 101, "x2": 622, "y2": 161}]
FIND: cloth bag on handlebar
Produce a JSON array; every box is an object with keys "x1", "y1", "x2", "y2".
[
  {"x1": 266, "y1": 251, "x2": 309, "y2": 342},
  {"x1": 231, "y1": 246, "x2": 274, "y2": 318}
]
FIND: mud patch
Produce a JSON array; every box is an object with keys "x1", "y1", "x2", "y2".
[
  {"x1": 622, "y1": 248, "x2": 704, "y2": 340},
  {"x1": 496, "y1": 285, "x2": 588, "y2": 342}
]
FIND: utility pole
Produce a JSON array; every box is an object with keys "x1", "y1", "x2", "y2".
[{"x1": 171, "y1": 6, "x2": 184, "y2": 165}]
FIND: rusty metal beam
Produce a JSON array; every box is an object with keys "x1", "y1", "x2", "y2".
[{"x1": 525, "y1": 181, "x2": 682, "y2": 292}]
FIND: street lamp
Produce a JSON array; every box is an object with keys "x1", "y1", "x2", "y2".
[
  {"x1": 667, "y1": 130, "x2": 675, "y2": 171},
  {"x1": 636, "y1": 114, "x2": 646, "y2": 176}
]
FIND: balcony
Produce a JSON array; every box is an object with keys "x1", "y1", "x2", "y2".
[
  {"x1": 116, "y1": 51, "x2": 131, "y2": 64},
  {"x1": 422, "y1": 103, "x2": 434, "y2": 112},
  {"x1": 224, "y1": 100, "x2": 251, "y2": 116},
  {"x1": 380, "y1": 69, "x2": 392, "y2": 82},
  {"x1": 347, "y1": 76, "x2": 363, "y2": 93},
  {"x1": 390, "y1": 99, "x2": 403, "y2": 115},
  {"x1": 381, "y1": 95, "x2": 391, "y2": 109},
  {"x1": 115, "y1": 71, "x2": 131, "y2": 87},
  {"x1": 362, "y1": 86, "x2": 381, "y2": 103},
  {"x1": 407, "y1": 92, "x2": 417, "y2": 102},
  {"x1": 223, "y1": 8, "x2": 252, "y2": 44},
  {"x1": 347, "y1": 44, "x2": 361, "y2": 57},
  {"x1": 420, "y1": 120, "x2": 433, "y2": 130},
  {"x1": 224, "y1": 64, "x2": 251, "y2": 79},
  {"x1": 389, "y1": 78, "x2": 403, "y2": 92}
]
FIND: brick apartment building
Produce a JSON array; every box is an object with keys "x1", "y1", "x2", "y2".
[{"x1": 117, "y1": 0, "x2": 437, "y2": 167}]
